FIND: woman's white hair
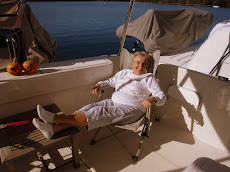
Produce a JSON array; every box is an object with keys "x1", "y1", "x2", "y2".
[{"x1": 133, "y1": 51, "x2": 150, "y2": 66}]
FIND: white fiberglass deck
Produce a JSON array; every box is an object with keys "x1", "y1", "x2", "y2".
[
  {"x1": 0, "y1": 121, "x2": 229, "y2": 172},
  {"x1": 0, "y1": 51, "x2": 229, "y2": 171}
]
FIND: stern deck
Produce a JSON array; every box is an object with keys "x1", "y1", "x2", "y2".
[{"x1": 1, "y1": 121, "x2": 229, "y2": 172}]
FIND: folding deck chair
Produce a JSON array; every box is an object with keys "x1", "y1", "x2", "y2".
[{"x1": 90, "y1": 48, "x2": 161, "y2": 161}]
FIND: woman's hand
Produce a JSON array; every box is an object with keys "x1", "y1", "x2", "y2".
[
  {"x1": 141, "y1": 97, "x2": 157, "y2": 108},
  {"x1": 91, "y1": 84, "x2": 101, "y2": 95}
]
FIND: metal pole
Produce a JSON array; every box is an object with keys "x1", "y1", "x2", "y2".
[{"x1": 118, "y1": 0, "x2": 135, "y2": 65}]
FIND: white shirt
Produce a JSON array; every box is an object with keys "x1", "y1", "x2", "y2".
[{"x1": 98, "y1": 69, "x2": 166, "y2": 112}]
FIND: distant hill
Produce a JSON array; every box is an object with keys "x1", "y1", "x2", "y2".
[
  {"x1": 27, "y1": 0, "x2": 230, "y2": 8},
  {"x1": 138, "y1": 0, "x2": 230, "y2": 8}
]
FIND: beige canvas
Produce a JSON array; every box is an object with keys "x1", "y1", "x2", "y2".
[{"x1": 116, "y1": 8, "x2": 213, "y2": 55}]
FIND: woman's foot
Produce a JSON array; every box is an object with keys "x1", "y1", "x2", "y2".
[
  {"x1": 32, "y1": 118, "x2": 54, "y2": 139},
  {"x1": 37, "y1": 104, "x2": 55, "y2": 123}
]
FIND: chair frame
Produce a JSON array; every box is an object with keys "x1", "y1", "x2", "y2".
[{"x1": 90, "y1": 90, "x2": 155, "y2": 162}]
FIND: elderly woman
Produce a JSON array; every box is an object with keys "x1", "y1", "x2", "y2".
[{"x1": 33, "y1": 51, "x2": 166, "y2": 139}]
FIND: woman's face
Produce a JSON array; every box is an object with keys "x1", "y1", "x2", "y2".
[{"x1": 132, "y1": 55, "x2": 148, "y2": 75}]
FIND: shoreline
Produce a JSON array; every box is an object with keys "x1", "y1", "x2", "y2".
[
  {"x1": 27, "y1": 0, "x2": 230, "y2": 8},
  {"x1": 141, "y1": 1, "x2": 215, "y2": 8}
]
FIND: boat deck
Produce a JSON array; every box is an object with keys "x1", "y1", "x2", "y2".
[
  {"x1": 0, "y1": 45, "x2": 230, "y2": 171},
  {"x1": 1, "y1": 121, "x2": 229, "y2": 172}
]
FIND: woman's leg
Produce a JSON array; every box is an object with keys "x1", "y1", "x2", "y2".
[
  {"x1": 76, "y1": 99, "x2": 112, "y2": 114},
  {"x1": 33, "y1": 119, "x2": 75, "y2": 139},
  {"x1": 34, "y1": 100, "x2": 113, "y2": 138},
  {"x1": 33, "y1": 112, "x2": 87, "y2": 139},
  {"x1": 53, "y1": 112, "x2": 87, "y2": 127},
  {"x1": 34, "y1": 105, "x2": 88, "y2": 139},
  {"x1": 37, "y1": 104, "x2": 55, "y2": 123},
  {"x1": 52, "y1": 124, "x2": 75, "y2": 133},
  {"x1": 37, "y1": 100, "x2": 111, "y2": 126},
  {"x1": 37, "y1": 105, "x2": 87, "y2": 126}
]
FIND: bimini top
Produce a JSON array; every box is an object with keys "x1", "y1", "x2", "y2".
[{"x1": 116, "y1": 8, "x2": 213, "y2": 55}]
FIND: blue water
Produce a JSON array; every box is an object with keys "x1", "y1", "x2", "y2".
[{"x1": 29, "y1": 1, "x2": 230, "y2": 61}]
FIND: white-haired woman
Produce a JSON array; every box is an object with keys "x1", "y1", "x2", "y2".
[{"x1": 33, "y1": 51, "x2": 166, "y2": 139}]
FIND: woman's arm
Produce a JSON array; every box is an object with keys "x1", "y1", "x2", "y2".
[
  {"x1": 141, "y1": 96, "x2": 157, "y2": 108},
  {"x1": 91, "y1": 84, "x2": 101, "y2": 95},
  {"x1": 91, "y1": 70, "x2": 124, "y2": 95},
  {"x1": 145, "y1": 76, "x2": 166, "y2": 107}
]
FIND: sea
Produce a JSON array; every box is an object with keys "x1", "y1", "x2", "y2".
[{"x1": 28, "y1": 1, "x2": 230, "y2": 62}]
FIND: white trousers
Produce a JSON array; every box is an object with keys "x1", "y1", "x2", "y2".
[{"x1": 76, "y1": 99, "x2": 144, "y2": 130}]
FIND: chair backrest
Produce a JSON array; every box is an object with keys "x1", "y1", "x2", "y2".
[
  {"x1": 151, "y1": 50, "x2": 160, "y2": 75},
  {"x1": 119, "y1": 48, "x2": 161, "y2": 75},
  {"x1": 115, "y1": 48, "x2": 161, "y2": 131}
]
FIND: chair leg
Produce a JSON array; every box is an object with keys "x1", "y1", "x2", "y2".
[
  {"x1": 154, "y1": 116, "x2": 160, "y2": 122},
  {"x1": 133, "y1": 115, "x2": 152, "y2": 162},
  {"x1": 72, "y1": 134, "x2": 80, "y2": 168},
  {"x1": 90, "y1": 124, "x2": 150, "y2": 162},
  {"x1": 133, "y1": 135, "x2": 145, "y2": 162},
  {"x1": 90, "y1": 126, "x2": 124, "y2": 145},
  {"x1": 90, "y1": 127, "x2": 101, "y2": 145},
  {"x1": 6, "y1": 161, "x2": 15, "y2": 172}
]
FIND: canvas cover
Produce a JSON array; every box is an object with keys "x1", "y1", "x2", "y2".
[
  {"x1": 0, "y1": 0, "x2": 57, "y2": 69},
  {"x1": 116, "y1": 8, "x2": 213, "y2": 55}
]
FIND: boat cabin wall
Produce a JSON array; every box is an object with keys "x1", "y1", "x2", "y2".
[
  {"x1": 156, "y1": 63, "x2": 230, "y2": 151},
  {"x1": 0, "y1": 57, "x2": 115, "y2": 119}
]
